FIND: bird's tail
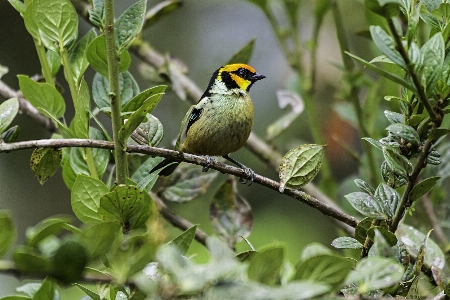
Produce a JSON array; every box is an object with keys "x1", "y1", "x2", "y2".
[{"x1": 150, "y1": 158, "x2": 180, "y2": 176}]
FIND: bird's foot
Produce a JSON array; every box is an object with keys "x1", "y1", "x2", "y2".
[
  {"x1": 202, "y1": 155, "x2": 216, "y2": 172},
  {"x1": 239, "y1": 166, "x2": 255, "y2": 186},
  {"x1": 223, "y1": 155, "x2": 255, "y2": 185}
]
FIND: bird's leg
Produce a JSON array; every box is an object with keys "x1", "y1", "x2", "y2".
[
  {"x1": 202, "y1": 155, "x2": 216, "y2": 172},
  {"x1": 223, "y1": 155, "x2": 255, "y2": 185}
]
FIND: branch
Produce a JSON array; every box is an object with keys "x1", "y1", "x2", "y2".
[{"x1": 0, "y1": 139, "x2": 358, "y2": 228}]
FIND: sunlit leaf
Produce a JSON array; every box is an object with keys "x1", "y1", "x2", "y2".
[{"x1": 0, "y1": 98, "x2": 19, "y2": 135}]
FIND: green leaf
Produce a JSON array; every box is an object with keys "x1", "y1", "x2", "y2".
[
  {"x1": 92, "y1": 71, "x2": 139, "y2": 110},
  {"x1": 346, "y1": 52, "x2": 415, "y2": 91},
  {"x1": 131, "y1": 156, "x2": 163, "y2": 192},
  {"x1": 30, "y1": 148, "x2": 61, "y2": 185},
  {"x1": 168, "y1": 225, "x2": 198, "y2": 255},
  {"x1": 383, "y1": 147, "x2": 413, "y2": 177},
  {"x1": 69, "y1": 127, "x2": 109, "y2": 177},
  {"x1": 71, "y1": 175, "x2": 109, "y2": 224},
  {"x1": 51, "y1": 240, "x2": 88, "y2": 283},
  {"x1": 367, "y1": 226, "x2": 397, "y2": 247},
  {"x1": 74, "y1": 283, "x2": 101, "y2": 300},
  {"x1": 1, "y1": 125, "x2": 20, "y2": 143},
  {"x1": 46, "y1": 50, "x2": 61, "y2": 77},
  {"x1": 69, "y1": 29, "x2": 97, "y2": 83},
  {"x1": 370, "y1": 26, "x2": 406, "y2": 69},
  {"x1": 345, "y1": 192, "x2": 387, "y2": 219},
  {"x1": 387, "y1": 123, "x2": 420, "y2": 144},
  {"x1": 278, "y1": 144, "x2": 326, "y2": 192},
  {"x1": 422, "y1": 0, "x2": 440, "y2": 12},
  {"x1": 13, "y1": 248, "x2": 52, "y2": 275},
  {"x1": 71, "y1": 78, "x2": 90, "y2": 138},
  {"x1": 331, "y1": 237, "x2": 363, "y2": 249},
  {"x1": 122, "y1": 85, "x2": 167, "y2": 112},
  {"x1": 354, "y1": 179, "x2": 375, "y2": 195},
  {"x1": 210, "y1": 178, "x2": 253, "y2": 247},
  {"x1": 26, "y1": 216, "x2": 72, "y2": 248},
  {"x1": 18, "y1": 75, "x2": 66, "y2": 118},
  {"x1": 25, "y1": 0, "x2": 78, "y2": 51},
  {"x1": 355, "y1": 217, "x2": 373, "y2": 244},
  {"x1": 86, "y1": 35, "x2": 131, "y2": 79},
  {"x1": 420, "y1": 32, "x2": 445, "y2": 95},
  {"x1": 397, "y1": 224, "x2": 445, "y2": 269},
  {"x1": 345, "y1": 257, "x2": 404, "y2": 293},
  {"x1": 365, "y1": 0, "x2": 401, "y2": 17},
  {"x1": 226, "y1": 39, "x2": 256, "y2": 65},
  {"x1": 247, "y1": 246, "x2": 284, "y2": 286},
  {"x1": 33, "y1": 277, "x2": 56, "y2": 300},
  {"x1": 8, "y1": 0, "x2": 26, "y2": 14},
  {"x1": 384, "y1": 110, "x2": 404, "y2": 124},
  {"x1": 143, "y1": 0, "x2": 182, "y2": 29},
  {"x1": 294, "y1": 254, "x2": 355, "y2": 288},
  {"x1": 130, "y1": 114, "x2": 164, "y2": 147},
  {"x1": 79, "y1": 222, "x2": 120, "y2": 259},
  {"x1": 0, "y1": 98, "x2": 19, "y2": 135},
  {"x1": 160, "y1": 163, "x2": 218, "y2": 203},
  {"x1": 97, "y1": 185, "x2": 153, "y2": 230},
  {"x1": 362, "y1": 137, "x2": 384, "y2": 150},
  {"x1": 89, "y1": 0, "x2": 104, "y2": 29},
  {"x1": 374, "y1": 183, "x2": 400, "y2": 218},
  {"x1": 429, "y1": 128, "x2": 450, "y2": 140},
  {"x1": 300, "y1": 243, "x2": 332, "y2": 261},
  {"x1": 0, "y1": 212, "x2": 15, "y2": 258},
  {"x1": 118, "y1": 93, "x2": 164, "y2": 142},
  {"x1": 409, "y1": 176, "x2": 440, "y2": 202},
  {"x1": 115, "y1": 0, "x2": 147, "y2": 53}
]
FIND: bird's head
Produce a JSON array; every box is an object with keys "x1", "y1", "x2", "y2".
[{"x1": 217, "y1": 63, "x2": 265, "y2": 92}]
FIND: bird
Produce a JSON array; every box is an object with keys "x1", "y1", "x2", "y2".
[{"x1": 150, "y1": 63, "x2": 265, "y2": 183}]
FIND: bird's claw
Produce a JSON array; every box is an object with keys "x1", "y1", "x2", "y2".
[
  {"x1": 239, "y1": 166, "x2": 255, "y2": 186},
  {"x1": 202, "y1": 155, "x2": 215, "y2": 172}
]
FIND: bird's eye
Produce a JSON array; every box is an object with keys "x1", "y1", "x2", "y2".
[{"x1": 238, "y1": 68, "x2": 246, "y2": 76}]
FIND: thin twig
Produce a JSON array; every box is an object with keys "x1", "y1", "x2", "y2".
[
  {"x1": 0, "y1": 139, "x2": 358, "y2": 228},
  {"x1": 422, "y1": 194, "x2": 448, "y2": 245}
]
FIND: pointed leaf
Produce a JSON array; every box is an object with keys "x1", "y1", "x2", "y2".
[
  {"x1": 386, "y1": 123, "x2": 420, "y2": 144},
  {"x1": 169, "y1": 225, "x2": 198, "y2": 255},
  {"x1": 227, "y1": 39, "x2": 256, "y2": 65},
  {"x1": 420, "y1": 33, "x2": 444, "y2": 95},
  {"x1": 409, "y1": 176, "x2": 440, "y2": 202},
  {"x1": 345, "y1": 192, "x2": 387, "y2": 219},
  {"x1": 122, "y1": 85, "x2": 167, "y2": 112},
  {"x1": 370, "y1": 26, "x2": 406, "y2": 69},
  {"x1": 374, "y1": 183, "x2": 400, "y2": 218},
  {"x1": 92, "y1": 71, "x2": 139, "y2": 110},
  {"x1": 383, "y1": 147, "x2": 413, "y2": 177},
  {"x1": 69, "y1": 29, "x2": 97, "y2": 83},
  {"x1": 247, "y1": 246, "x2": 284, "y2": 286}
]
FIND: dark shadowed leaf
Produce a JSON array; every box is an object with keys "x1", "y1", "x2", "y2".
[
  {"x1": 161, "y1": 163, "x2": 218, "y2": 203},
  {"x1": 210, "y1": 178, "x2": 253, "y2": 247},
  {"x1": 51, "y1": 240, "x2": 88, "y2": 283},
  {"x1": 355, "y1": 217, "x2": 373, "y2": 244}
]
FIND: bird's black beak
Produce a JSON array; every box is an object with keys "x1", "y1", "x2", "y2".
[{"x1": 251, "y1": 73, "x2": 266, "y2": 81}]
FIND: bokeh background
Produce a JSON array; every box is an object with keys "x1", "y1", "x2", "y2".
[{"x1": 0, "y1": 0, "x2": 372, "y2": 296}]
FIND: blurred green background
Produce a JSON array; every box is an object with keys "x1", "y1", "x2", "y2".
[{"x1": 0, "y1": 0, "x2": 371, "y2": 296}]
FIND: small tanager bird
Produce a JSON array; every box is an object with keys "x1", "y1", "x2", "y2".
[{"x1": 150, "y1": 63, "x2": 265, "y2": 182}]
